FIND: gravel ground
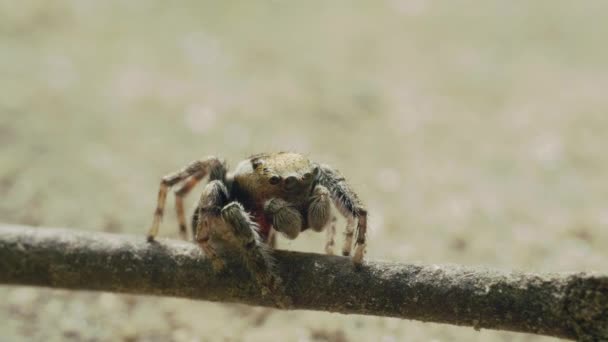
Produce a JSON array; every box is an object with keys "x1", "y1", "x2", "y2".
[{"x1": 1, "y1": 1, "x2": 607, "y2": 341}]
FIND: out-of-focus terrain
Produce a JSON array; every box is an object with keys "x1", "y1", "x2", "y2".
[{"x1": 1, "y1": 1, "x2": 607, "y2": 341}]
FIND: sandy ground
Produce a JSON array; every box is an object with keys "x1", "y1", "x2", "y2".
[{"x1": 1, "y1": 1, "x2": 607, "y2": 341}]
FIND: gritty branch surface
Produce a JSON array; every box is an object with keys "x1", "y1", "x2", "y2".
[{"x1": 0, "y1": 224, "x2": 606, "y2": 341}]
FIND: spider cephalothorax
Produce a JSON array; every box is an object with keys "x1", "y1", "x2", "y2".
[{"x1": 147, "y1": 152, "x2": 368, "y2": 305}]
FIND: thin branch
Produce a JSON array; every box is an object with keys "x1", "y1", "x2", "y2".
[{"x1": 0, "y1": 224, "x2": 606, "y2": 341}]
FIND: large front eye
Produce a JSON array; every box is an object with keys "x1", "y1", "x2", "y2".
[
  {"x1": 302, "y1": 172, "x2": 312, "y2": 180},
  {"x1": 284, "y1": 176, "x2": 298, "y2": 188},
  {"x1": 269, "y1": 175, "x2": 281, "y2": 185}
]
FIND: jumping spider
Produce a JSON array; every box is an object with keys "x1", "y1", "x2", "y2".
[{"x1": 147, "y1": 152, "x2": 368, "y2": 304}]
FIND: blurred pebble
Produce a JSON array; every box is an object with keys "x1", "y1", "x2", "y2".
[
  {"x1": 449, "y1": 237, "x2": 468, "y2": 251},
  {"x1": 571, "y1": 227, "x2": 593, "y2": 243},
  {"x1": 62, "y1": 330, "x2": 81, "y2": 340},
  {"x1": 120, "y1": 324, "x2": 139, "y2": 342},
  {"x1": 60, "y1": 316, "x2": 87, "y2": 338}
]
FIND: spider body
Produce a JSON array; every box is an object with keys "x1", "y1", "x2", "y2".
[
  {"x1": 230, "y1": 153, "x2": 318, "y2": 239},
  {"x1": 147, "y1": 152, "x2": 368, "y2": 306}
]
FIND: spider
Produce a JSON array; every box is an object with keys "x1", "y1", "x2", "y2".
[{"x1": 146, "y1": 152, "x2": 368, "y2": 305}]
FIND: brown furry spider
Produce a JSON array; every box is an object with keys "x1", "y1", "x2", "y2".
[{"x1": 146, "y1": 152, "x2": 367, "y2": 303}]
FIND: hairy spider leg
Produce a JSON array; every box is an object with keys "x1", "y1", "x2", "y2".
[
  {"x1": 220, "y1": 202, "x2": 292, "y2": 308},
  {"x1": 192, "y1": 180, "x2": 230, "y2": 271},
  {"x1": 317, "y1": 165, "x2": 368, "y2": 264},
  {"x1": 147, "y1": 157, "x2": 226, "y2": 241},
  {"x1": 192, "y1": 182, "x2": 290, "y2": 307},
  {"x1": 174, "y1": 171, "x2": 205, "y2": 240}
]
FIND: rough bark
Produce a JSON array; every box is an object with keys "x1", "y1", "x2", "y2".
[{"x1": 0, "y1": 224, "x2": 605, "y2": 341}]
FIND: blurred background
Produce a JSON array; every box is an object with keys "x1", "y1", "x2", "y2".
[{"x1": 1, "y1": 1, "x2": 607, "y2": 341}]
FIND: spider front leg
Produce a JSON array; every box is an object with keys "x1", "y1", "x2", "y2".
[
  {"x1": 147, "y1": 156, "x2": 226, "y2": 241},
  {"x1": 192, "y1": 180, "x2": 230, "y2": 271},
  {"x1": 221, "y1": 202, "x2": 291, "y2": 307},
  {"x1": 193, "y1": 185, "x2": 290, "y2": 307}
]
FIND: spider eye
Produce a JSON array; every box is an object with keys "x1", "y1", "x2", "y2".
[
  {"x1": 303, "y1": 172, "x2": 312, "y2": 180},
  {"x1": 269, "y1": 176, "x2": 281, "y2": 185}
]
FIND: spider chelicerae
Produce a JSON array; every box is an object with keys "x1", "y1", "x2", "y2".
[{"x1": 147, "y1": 152, "x2": 368, "y2": 305}]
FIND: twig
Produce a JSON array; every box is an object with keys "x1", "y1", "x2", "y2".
[{"x1": 0, "y1": 224, "x2": 606, "y2": 340}]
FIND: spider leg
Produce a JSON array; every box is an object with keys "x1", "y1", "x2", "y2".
[
  {"x1": 147, "y1": 157, "x2": 226, "y2": 242},
  {"x1": 192, "y1": 180, "x2": 230, "y2": 271},
  {"x1": 325, "y1": 216, "x2": 337, "y2": 255},
  {"x1": 353, "y1": 208, "x2": 368, "y2": 263},
  {"x1": 174, "y1": 171, "x2": 205, "y2": 240},
  {"x1": 221, "y1": 202, "x2": 291, "y2": 307},
  {"x1": 316, "y1": 164, "x2": 368, "y2": 265},
  {"x1": 343, "y1": 216, "x2": 356, "y2": 257},
  {"x1": 264, "y1": 198, "x2": 302, "y2": 240},
  {"x1": 193, "y1": 183, "x2": 290, "y2": 306}
]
